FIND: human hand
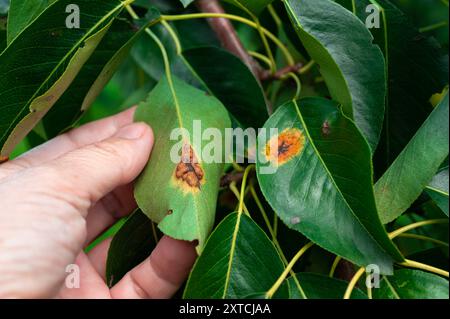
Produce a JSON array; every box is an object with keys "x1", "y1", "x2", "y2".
[{"x1": 0, "y1": 108, "x2": 197, "y2": 299}]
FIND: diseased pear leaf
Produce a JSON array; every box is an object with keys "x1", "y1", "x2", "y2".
[
  {"x1": 256, "y1": 97, "x2": 403, "y2": 274},
  {"x1": 134, "y1": 76, "x2": 231, "y2": 253}
]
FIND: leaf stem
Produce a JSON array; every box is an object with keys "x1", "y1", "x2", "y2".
[
  {"x1": 268, "y1": 4, "x2": 282, "y2": 27},
  {"x1": 299, "y1": 60, "x2": 316, "y2": 74},
  {"x1": 249, "y1": 184, "x2": 276, "y2": 241},
  {"x1": 389, "y1": 219, "x2": 448, "y2": 239},
  {"x1": 229, "y1": 182, "x2": 250, "y2": 216},
  {"x1": 160, "y1": 20, "x2": 182, "y2": 55},
  {"x1": 249, "y1": 51, "x2": 274, "y2": 70},
  {"x1": 382, "y1": 275, "x2": 401, "y2": 299},
  {"x1": 249, "y1": 184, "x2": 308, "y2": 299},
  {"x1": 125, "y1": 5, "x2": 183, "y2": 129},
  {"x1": 273, "y1": 212, "x2": 278, "y2": 238},
  {"x1": 282, "y1": 72, "x2": 301, "y2": 100},
  {"x1": 343, "y1": 267, "x2": 365, "y2": 299},
  {"x1": 238, "y1": 165, "x2": 255, "y2": 214},
  {"x1": 396, "y1": 233, "x2": 449, "y2": 247},
  {"x1": 399, "y1": 259, "x2": 449, "y2": 278},
  {"x1": 161, "y1": 13, "x2": 295, "y2": 66},
  {"x1": 329, "y1": 256, "x2": 342, "y2": 277},
  {"x1": 419, "y1": 21, "x2": 448, "y2": 33},
  {"x1": 232, "y1": 1, "x2": 276, "y2": 73},
  {"x1": 344, "y1": 218, "x2": 450, "y2": 299},
  {"x1": 266, "y1": 242, "x2": 314, "y2": 299}
]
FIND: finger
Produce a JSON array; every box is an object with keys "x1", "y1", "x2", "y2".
[
  {"x1": 87, "y1": 238, "x2": 113, "y2": 282},
  {"x1": 57, "y1": 253, "x2": 111, "y2": 299},
  {"x1": 85, "y1": 184, "x2": 136, "y2": 244},
  {"x1": 0, "y1": 107, "x2": 137, "y2": 178},
  {"x1": 36, "y1": 122, "x2": 153, "y2": 217},
  {"x1": 110, "y1": 236, "x2": 197, "y2": 299}
]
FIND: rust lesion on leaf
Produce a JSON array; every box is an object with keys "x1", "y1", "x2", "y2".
[
  {"x1": 173, "y1": 144, "x2": 205, "y2": 193},
  {"x1": 265, "y1": 128, "x2": 305, "y2": 166},
  {"x1": 0, "y1": 156, "x2": 9, "y2": 164}
]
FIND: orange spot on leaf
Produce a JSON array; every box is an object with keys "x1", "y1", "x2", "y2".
[
  {"x1": 173, "y1": 144, "x2": 205, "y2": 193},
  {"x1": 265, "y1": 128, "x2": 305, "y2": 166}
]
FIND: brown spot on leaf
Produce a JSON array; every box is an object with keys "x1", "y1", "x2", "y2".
[
  {"x1": 174, "y1": 144, "x2": 205, "y2": 192},
  {"x1": 0, "y1": 156, "x2": 9, "y2": 164},
  {"x1": 167, "y1": 209, "x2": 173, "y2": 216},
  {"x1": 265, "y1": 128, "x2": 305, "y2": 166}
]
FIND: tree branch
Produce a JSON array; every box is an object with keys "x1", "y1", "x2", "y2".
[{"x1": 195, "y1": 0, "x2": 264, "y2": 79}]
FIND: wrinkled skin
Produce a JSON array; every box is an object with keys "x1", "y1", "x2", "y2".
[{"x1": 0, "y1": 107, "x2": 197, "y2": 299}]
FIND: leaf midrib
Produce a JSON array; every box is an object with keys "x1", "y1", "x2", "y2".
[
  {"x1": 292, "y1": 99, "x2": 392, "y2": 259},
  {"x1": 222, "y1": 212, "x2": 243, "y2": 298}
]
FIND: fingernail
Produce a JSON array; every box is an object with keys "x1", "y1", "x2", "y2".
[{"x1": 116, "y1": 123, "x2": 147, "y2": 140}]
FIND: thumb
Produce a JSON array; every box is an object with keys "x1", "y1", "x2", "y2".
[{"x1": 40, "y1": 122, "x2": 153, "y2": 215}]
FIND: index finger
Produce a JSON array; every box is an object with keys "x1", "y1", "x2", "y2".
[{"x1": 0, "y1": 107, "x2": 137, "y2": 176}]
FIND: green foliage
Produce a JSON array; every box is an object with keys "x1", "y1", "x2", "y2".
[
  {"x1": 183, "y1": 213, "x2": 289, "y2": 299},
  {"x1": 183, "y1": 46, "x2": 268, "y2": 128},
  {"x1": 106, "y1": 210, "x2": 157, "y2": 287},
  {"x1": 374, "y1": 269, "x2": 449, "y2": 299},
  {"x1": 375, "y1": 94, "x2": 449, "y2": 224},
  {"x1": 338, "y1": 0, "x2": 449, "y2": 173},
  {"x1": 134, "y1": 76, "x2": 231, "y2": 253},
  {"x1": 285, "y1": 273, "x2": 367, "y2": 299},
  {"x1": 256, "y1": 97, "x2": 402, "y2": 274},
  {"x1": 7, "y1": 0, "x2": 57, "y2": 44},
  {"x1": 285, "y1": 0, "x2": 387, "y2": 152},
  {"x1": 1, "y1": 0, "x2": 448, "y2": 299}
]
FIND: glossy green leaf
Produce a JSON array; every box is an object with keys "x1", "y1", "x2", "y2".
[
  {"x1": 225, "y1": 0, "x2": 274, "y2": 16},
  {"x1": 285, "y1": 0, "x2": 386, "y2": 152},
  {"x1": 134, "y1": 76, "x2": 231, "y2": 253},
  {"x1": 338, "y1": 0, "x2": 449, "y2": 171},
  {"x1": 106, "y1": 210, "x2": 157, "y2": 287},
  {"x1": 392, "y1": 213, "x2": 449, "y2": 257},
  {"x1": 42, "y1": 10, "x2": 161, "y2": 138},
  {"x1": 375, "y1": 94, "x2": 449, "y2": 224},
  {"x1": 374, "y1": 269, "x2": 449, "y2": 299},
  {"x1": 183, "y1": 46, "x2": 268, "y2": 129},
  {"x1": 7, "y1": 0, "x2": 57, "y2": 44},
  {"x1": 426, "y1": 165, "x2": 449, "y2": 216},
  {"x1": 285, "y1": 273, "x2": 367, "y2": 299},
  {"x1": 183, "y1": 212, "x2": 289, "y2": 299},
  {"x1": 256, "y1": 97, "x2": 403, "y2": 274},
  {"x1": 0, "y1": 0, "x2": 129, "y2": 157}
]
